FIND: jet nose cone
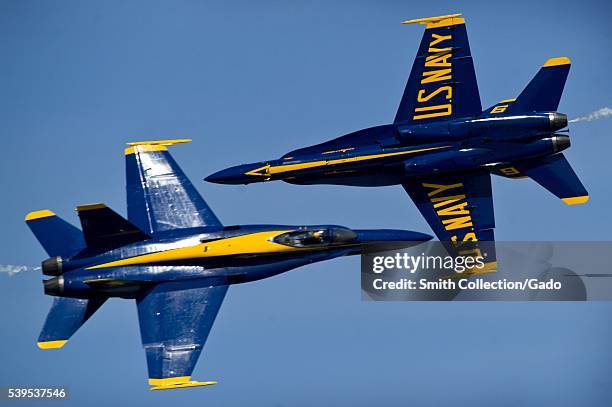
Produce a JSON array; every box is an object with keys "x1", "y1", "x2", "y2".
[
  {"x1": 408, "y1": 231, "x2": 434, "y2": 242},
  {"x1": 205, "y1": 163, "x2": 267, "y2": 185},
  {"x1": 205, "y1": 168, "x2": 240, "y2": 184}
]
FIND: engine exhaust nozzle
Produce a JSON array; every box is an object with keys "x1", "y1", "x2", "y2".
[
  {"x1": 549, "y1": 113, "x2": 568, "y2": 131},
  {"x1": 551, "y1": 134, "x2": 571, "y2": 153},
  {"x1": 43, "y1": 276, "x2": 64, "y2": 296},
  {"x1": 42, "y1": 256, "x2": 63, "y2": 276}
]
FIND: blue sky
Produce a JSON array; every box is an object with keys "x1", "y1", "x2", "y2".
[{"x1": 1, "y1": 1, "x2": 611, "y2": 405}]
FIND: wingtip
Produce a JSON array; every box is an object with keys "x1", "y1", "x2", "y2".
[
  {"x1": 76, "y1": 203, "x2": 107, "y2": 212},
  {"x1": 562, "y1": 195, "x2": 589, "y2": 205},
  {"x1": 25, "y1": 209, "x2": 55, "y2": 221},
  {"x1": 125, "y1": 139, "x2": 192, "y2": 147},
  {"x1": 37, "y1": 340, "x2": 67, "y2": 349},
  {"x1": 543, "y1": 56, "x2": 571, "y2": 67},
  {"x1": 148, "y1": 376, "x2": 217, "y2": 391},
  {"x1": 125, "y1": 139, "x2": 192, "y2": 155},
  {"x1": 401, "y1": 13, "x2": 464, "y2": 28}
]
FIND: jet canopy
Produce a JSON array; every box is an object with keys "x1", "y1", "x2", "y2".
[{"x1": 273, "y1": 227, "x2": 357, "y2": 248}]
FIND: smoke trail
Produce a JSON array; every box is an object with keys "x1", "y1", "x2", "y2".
[
  {"x1": 0, "y1": 264, "x2": 38, "y2": 276},
  {"x1": 569, "y1": 107, "x2": 612, "y2": 123}
]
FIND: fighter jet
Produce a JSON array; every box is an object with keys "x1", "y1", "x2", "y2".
[
  {"x1": 206, "y1": 13, "x2": 588, "y2": 269},
  {"x1": 25, "y1": 139, "x2": 430, "y2": 390}
]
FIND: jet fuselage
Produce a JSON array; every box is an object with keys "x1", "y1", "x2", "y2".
[
  {"x1": 41, "y1": 224, "x2": 430, "y2": 299},
  {"x1": 206, "y1": 112, "x2": 569, "y2": 187}
]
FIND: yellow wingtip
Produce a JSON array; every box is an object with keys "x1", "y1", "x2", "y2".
[
  {"x1": 25, "y1": 209, "x2": 56, "y2": 221},
  {"x1": 543, "y1": 57, "x2": 571, "y2": 67},
  {"x1": 126, "y1": 139, "x2": 192, "y2": 147},
  {"x1": 562, "y1": 195, "x2": 589, "y2": 205},
  {"x1": 148, "y1": 376, "x2": 217, "y2": 391},
  {"x1": 37, "y1": 340, "x2": 67, "y2": 349},
  {"x1": 76, "y1": 203, "x2": 107, "y2": 212},
  {"x1": 125, "y1": 139, "x2": 192, "y2": 155},
  {"x1": 401, "y1": 13, "x2": 464, "y2": 28}
]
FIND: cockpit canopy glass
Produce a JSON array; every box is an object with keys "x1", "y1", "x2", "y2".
[{"x1": 273, "y1": 227, "x2": 357, "y2": 248}]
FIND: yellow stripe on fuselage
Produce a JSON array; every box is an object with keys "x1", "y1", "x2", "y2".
[
  {"x1": 86, "y1": 230, "x2": 307, "y2": 270},
  {"x1": 246, "y1": 145, "x2": 451, "y2": 177}
]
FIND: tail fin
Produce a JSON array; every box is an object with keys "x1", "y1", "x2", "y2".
[
  {"x1": 515, "y1": 153, "x2": 588, "y2": 205},
  {"x1": 25, "y1": 210, "x2": 85, "y2": 257},
  {"x1": 76, "y1": 203, "x2": 150, "y2": 249},
  {"x1": 38, "y1": 296, "x2": 106, "y2": 349},
  {"x1": 507, "y1": 57, "x2": 571, "y2": 113}
]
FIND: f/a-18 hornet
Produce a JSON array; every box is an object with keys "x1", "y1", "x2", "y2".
[
  {"x1": 206, "y1": 13, "x2": 588, "y2": 270},
  {"x1": 25, "y1": 140, "x2": 430, "y2": 390}
]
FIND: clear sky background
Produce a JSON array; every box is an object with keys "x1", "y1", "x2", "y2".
[{"x1": 1, "y1": 0, "x2": 611, "y2": 406}]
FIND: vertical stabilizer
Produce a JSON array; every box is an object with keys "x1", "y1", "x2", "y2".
[{"x1": 507, "y1": 57, "x2": 571, "y2": 113}]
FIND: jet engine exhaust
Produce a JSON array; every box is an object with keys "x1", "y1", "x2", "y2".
[{"x1": 549, "y1": 112, "x2": 568, "y2": 131}]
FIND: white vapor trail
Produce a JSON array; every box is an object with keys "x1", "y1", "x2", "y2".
[
  {"x1": 569, "y1": 107, "x2": 612, "y2": 123},
  {"x1": 0, "y1": 264, "x2": 38, "y2": 276}
]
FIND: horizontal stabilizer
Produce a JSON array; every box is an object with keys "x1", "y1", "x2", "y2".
[
  {"x1": 25, "y1": 210, "x2": 85, "y2": 257},
  {"x1": 514, "y1": 153, "x2": 588, "y2": 205},
  {"x1": 507, "y1": 57, "x2": 570, "y2": 113},
  {"x1": 76, "y1": 203, "x2": 150, "y2": 249},
  {"x1": 38, "y1": 296, "x2": 106, "y2": 349}
]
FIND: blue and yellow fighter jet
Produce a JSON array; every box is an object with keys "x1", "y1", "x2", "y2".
[
  {"x1": 25, "y1": 140, "x2": 430, "y2": 390},
  {"x1": 206, "y1": 13, "x2": 589, "y2": 269}
]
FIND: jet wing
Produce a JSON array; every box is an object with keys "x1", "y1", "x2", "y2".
[
  {"x1": 395, "y1": 14, "x2": 481, "y2": 125},
  {"x1": 136, "y1": 280, "x2": 228, "y2": 390},
  {"x1": 125, "y1": 140, "x2": 222, "y2": 234},
  {"x1": 402, "y1": 170, "x2": 496, "y2": 270}
]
